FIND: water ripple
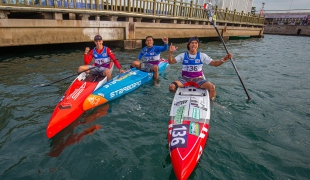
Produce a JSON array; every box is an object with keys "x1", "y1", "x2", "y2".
[{"x1": 0, "y1": 35, "x2": 310, "y2": 179}]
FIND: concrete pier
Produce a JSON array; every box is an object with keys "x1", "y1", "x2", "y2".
[
  {"x1": 0, "y1": 2, "x2": 265, "y2": 49},
  {"x1": 0, "y1": 18, "x2": 264, "y2": 49}
]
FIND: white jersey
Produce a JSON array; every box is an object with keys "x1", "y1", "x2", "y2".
[{"x1": 175, "y1": 52, "x2": 212, "y2": 78}]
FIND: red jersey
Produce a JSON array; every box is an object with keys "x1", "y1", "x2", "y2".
[{"x1": 84, "y1": 47, "x2": 122, "y2": 69}]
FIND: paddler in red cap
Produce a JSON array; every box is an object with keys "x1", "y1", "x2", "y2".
[{"x1": 78, "y1": 35, "x2": 125, "y2": 80}]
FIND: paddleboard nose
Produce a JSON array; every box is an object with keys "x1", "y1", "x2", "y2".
[{"x1": 83, "y1": 94, "x2": 108, "y2": 111}]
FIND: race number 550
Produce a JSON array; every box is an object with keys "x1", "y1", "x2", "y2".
[{"x1": 170, "y1": 124, "x2": 189, "y2": 151}]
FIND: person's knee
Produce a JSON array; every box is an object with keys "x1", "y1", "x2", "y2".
[
  {"x1": 152, "y1": 65, "x2": 159, "y2": 71},
  {"x1": 78, "y1": 66, "x2": 86, "y2": 73},
  {"x1": 169, "y1": 84, "x2": 175, "y2": 91},
  {"x1": 201, "y1": 82, "x2": 215, "y2": 91},
  {"x1": 131, "y1": 61, "x2": 140, "y2": 68},
  {"x1": 169, "y1": 82, "x2": 178, "y2": 92},
  {"x1": 210, "y1": 84, "x2": 215, "y2": 91},
  {"x1": 152, "y1": 66, "x2": 159, "y2": 75},
  {"x1": 103, "y1": 69, "x2": 111, "y2": 76}
]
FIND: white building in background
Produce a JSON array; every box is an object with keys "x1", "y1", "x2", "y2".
[{"x1": 186, "y1": 0, "x2": 254, "y2": 14}]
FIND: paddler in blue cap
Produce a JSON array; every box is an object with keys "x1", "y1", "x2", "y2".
[{"x1": 168, "y1": 36, "x2": 232, "y2": 101}]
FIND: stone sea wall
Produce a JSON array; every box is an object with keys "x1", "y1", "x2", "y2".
[{"x1": 264, "y1": 25, "x2": 310, "y2": 36}]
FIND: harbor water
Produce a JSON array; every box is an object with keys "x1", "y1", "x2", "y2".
[{"x1": 0, "y1": 34, "x2": 309, "y2": 179}]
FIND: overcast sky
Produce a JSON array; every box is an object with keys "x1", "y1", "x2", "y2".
[{"x1": 253, "y1": 0, "x2": 310, "y2": 10}]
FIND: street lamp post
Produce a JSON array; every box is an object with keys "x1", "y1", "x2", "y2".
[
  {"x1": 289, "y1": 0, "x2": 293, "y2": 12},
  {"x1": 260, "y1": 2, "x2": 265, "y2": 17}
]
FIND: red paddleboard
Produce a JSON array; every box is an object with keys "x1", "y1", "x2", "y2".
[
  {"x1": 168, "y1": 85, "x2": 210, "y2": 180},
  {"x1": 46, "y1": 63, "x2": 113, "y2": 138}
]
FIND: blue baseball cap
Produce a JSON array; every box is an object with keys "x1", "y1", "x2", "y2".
[
  {"x1": 187, "y1": 36, "x2": 200, "y2": 50},
  {"x1": 188, "y1": 36, "x2": 200, "y2": 43}
]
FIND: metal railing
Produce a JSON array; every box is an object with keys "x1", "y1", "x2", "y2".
[
  {"x1": 216, "y1": 7, "x2": 265, "y2": 25},
  {"x1": 0, "y1": 0, "x2": 265, "y2": 25}
]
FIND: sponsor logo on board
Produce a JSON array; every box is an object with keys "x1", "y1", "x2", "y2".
[
  {"x1": 199, "y1": 126, "x2": 208, "y2": 139},
  {"x1": 174, "y1": 106, "x2": 185, "y2": 124},
  {"x1": 116, "y1": 71, "x2": 135, "y2": 81},
  {"x1": 110, "y1": 81, "x2": 141, "y2": 98},
  {"x1": 189, "y1": 122, "x2": 200, "y2": 136},
  {"x1": 103, "y1": 81, "x2": 116, "y2": 88},
  {"x1": 192, "y1": 107, "x2": 200, "y2": 119},
  {"x1": 58, "y1": 103, "x2": 72, "y2": 109},
  {"x1": 174, "y1": 100, "x2": 188, "y2": 106},
  {"x1": 87, "y1": 96, "x2": 101, "y2": 106},
  {"x1": 67, "y1": 82, "x2": 86, "y2": 100}
]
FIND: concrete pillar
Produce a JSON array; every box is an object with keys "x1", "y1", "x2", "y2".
[
  {"x1": 79, "y1": 14, "x2": 90, "y2": 21},
  {"x1": 180, "y1": 20, "x2": 185, "y2": 24},
  {"x1": 171, "y1": 19, "x2": 177, "y2": 24},
  {"x1": 259, "y1": 27, "x2": 264, "y2": 36},
  {"x1": 155, "y1": 19, "x2": 161, "y2": 23},
  {"x1": 0, "y1": 11, "x2": 10, "y2": 19},
  {"x1": 224, "y1": 26, "x2": 227, "y2": 33},
  {"x1": 122, "y1": 40, "x2": 142, "y2": 50},
  {"x1": 96, "y1": 15, "x2": 100, "y2": 21},
  {"x1": 43, "y1": 12, "x2": 53, "y2": 19},
  {"x1": 109, "y1": 16, "x2": 118, "y2": 21},
  {"x1": 69, "y1": 13, "x2": 76, "y2": 20},
  {"x1": 53, "y1": 13, "x2": 63, "y2": 20},
  {"x1": 135, "y1": 18, "x2": 142, "y2": 22},
  {"x1": 128, "y1": 22, "x2": 135, "y2": 39},
  {"x1": 126, "y1": 17, "x2": 133, "y2": 22},
  {"x1": 152, "y1": 19, "x2": 156, "y2": 23},
  {"x1": 222, "y1": 36, "x2": 229, "y2": 42},
  {"x1": 194, "y1": 21, "x2": 199, "y2": 25},
  {"x1": 202, "y1": 22, "x2": 206, "y2": 25}
]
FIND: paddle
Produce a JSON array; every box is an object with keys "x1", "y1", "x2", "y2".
[
  {"x1": 33, "y1": 66, "x2": 97, "y2": 88},
  {"x1": 204, "y1": 3, "x2": 251, "y2": 101}
]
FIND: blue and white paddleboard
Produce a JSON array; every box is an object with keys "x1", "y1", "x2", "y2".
[{"x1": 83, "y1": 59, "x2": 169, "y2": 111}]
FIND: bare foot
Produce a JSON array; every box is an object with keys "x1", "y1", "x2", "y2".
[
  {"x1": 153, "y1": 82, "x2": 160, "y2": 87},
  {"x1": 153, "y1": 79, "x2": 160, "y2": 87}
]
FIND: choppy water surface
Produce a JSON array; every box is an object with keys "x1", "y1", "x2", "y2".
[{"x1": 0, "y1": 35, "x2": 309, "y2": 179}]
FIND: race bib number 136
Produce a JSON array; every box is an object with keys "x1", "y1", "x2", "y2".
[{"x1": 170, "y1": 124, "x2": 189, "y2": 151}]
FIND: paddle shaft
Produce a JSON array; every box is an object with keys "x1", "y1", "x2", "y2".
[
  {"x1": 204, "y1": 3, "x2": 251, "y2": 100},
  {"x1": 33, "y1": 66, "x2": 97, "y2": 88},
  {"x1": 212, "y1": 24, "x2": 251, "y2": 100}
]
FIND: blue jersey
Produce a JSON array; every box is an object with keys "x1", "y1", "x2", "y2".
[{"x1": 138, "y1": 44, "x2": 168, "y2": 65}]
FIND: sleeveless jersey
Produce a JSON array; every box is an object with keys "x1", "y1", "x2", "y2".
[
  {"x1": 93, "y1": 46, "x2": 110, "y2": 68},
  {"x1": 142, "y1": 46, "x2": 161, "y2": 64},
  {"x1": 182, "y1": 52, "x2": 203, "y2": 78}
]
